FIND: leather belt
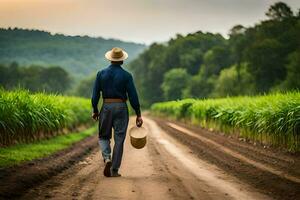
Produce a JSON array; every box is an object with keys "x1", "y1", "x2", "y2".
[{"x1": 103, "y1": 98, "x2": 126, "y2": 103}]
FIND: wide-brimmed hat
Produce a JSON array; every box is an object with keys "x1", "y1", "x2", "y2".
[
  {"x1": 105, "y1": 47, "x2": 128, "y2": 61},
  {"x1": 129, "y1": 126, "x2": 147, "y2": 149}
]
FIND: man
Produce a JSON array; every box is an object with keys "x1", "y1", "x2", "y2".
[{"x1": 91, "y1": 47, "x2": 143, "y2": 177}]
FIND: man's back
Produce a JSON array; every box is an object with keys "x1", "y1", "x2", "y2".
[
  {"x1": 92, "y1": 63, "x2": 141, "y2": 116},
  {"x1": 100, "y1": 64, "x2": 131, "y2": 100}
]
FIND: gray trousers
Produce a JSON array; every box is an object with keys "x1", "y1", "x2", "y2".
[{"x1": 98, "y1": 102, "x2": 129, "y2": 172}]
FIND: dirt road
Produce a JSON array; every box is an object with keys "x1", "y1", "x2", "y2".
[{"x1": 20, "y1": 116, "x2": 300, "y2": 200}]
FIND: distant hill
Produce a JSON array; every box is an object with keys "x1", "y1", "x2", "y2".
[{"x1": 0, "y1": 28, "x2": 146, "y2": 79}]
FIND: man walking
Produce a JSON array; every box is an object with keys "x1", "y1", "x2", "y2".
[{"x1": 91, "y1": 47, "x2": 143, "y2": 177}]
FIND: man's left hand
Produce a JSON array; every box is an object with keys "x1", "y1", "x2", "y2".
[{"x1": 136, "y1": 116, "x2": 143, "y2": 127}]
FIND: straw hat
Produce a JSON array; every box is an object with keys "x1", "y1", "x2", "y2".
[
  {"x1": 105, "y1": 47, "x2": 128, "y2": 61},
  {"x1": 129, "y1": 126, "x2": 147, "y2": 149}
]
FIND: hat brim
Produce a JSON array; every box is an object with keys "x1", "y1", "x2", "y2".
[{"x1": 105, "y1": 50, "x2": 128, "y2": 61}]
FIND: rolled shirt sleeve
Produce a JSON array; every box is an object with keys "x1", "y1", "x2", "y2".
[
  {"x1": 126, "y1": 74, "x2": 141, "y2": 116},
  {"x1": 91, "y1": 71, "x2": 102, "y2": 113}
]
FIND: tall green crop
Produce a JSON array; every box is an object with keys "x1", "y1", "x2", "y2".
[
  {"x1": 0, "y1": 89, "x2": 93, "y2": 146},
  {"x1": 151, "y1": 92, "x2": 300, "y2": 152}
]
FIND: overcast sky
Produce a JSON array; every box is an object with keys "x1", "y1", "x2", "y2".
[{"x1": 0, "y1": 0, "x2": 299, "y2": 44}]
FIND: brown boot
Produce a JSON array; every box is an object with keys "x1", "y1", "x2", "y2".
[{"x1": 103, "y1": 159, "x2": 112, "y2": 177}]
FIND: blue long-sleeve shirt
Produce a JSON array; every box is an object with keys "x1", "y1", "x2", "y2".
[{"x1": 91, "y1": 64, "x2": 141, "y2": 116}]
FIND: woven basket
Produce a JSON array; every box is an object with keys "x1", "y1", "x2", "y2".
[{"x1": 129, "y1": 126, "x2": 147, "y2": 149}]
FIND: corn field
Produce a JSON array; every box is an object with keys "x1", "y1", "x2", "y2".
[
  {"x1": 151, "y1": 92, "x2": 300, "y2": 152},
  {"x1": 0, "y1": 89, "x2": 93, "y2": 146}
]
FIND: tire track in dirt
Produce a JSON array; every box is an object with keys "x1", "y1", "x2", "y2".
[
  {"x1": 22, "y1": 150, "x2": 103, "y2": 200},
  {"x1": 168, "y1": 119, "x2": 300, "y2": 178},
  {"x1": 0, "y1": 135, "x2": 98, "y2": 200},
  {"x1": 145, "y1": 118, "x2": 270, "y2": 200},
  {"x1": 153, "y1": 117, "x2": 300, "y2": 200},
  {"x1": 167, "y1": 122, "x2": 300, "y2": 184}
]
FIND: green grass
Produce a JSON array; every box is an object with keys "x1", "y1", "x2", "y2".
[
  {"x1": 0, "y1": 126, "x2": 97, "y2": 168},
  {"x1": 151, "y1": 92, "x2": 300, "y2": 152}
]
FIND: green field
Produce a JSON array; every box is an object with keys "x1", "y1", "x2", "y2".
[
  {"x1": 0, "y1": 89, "x2": 94, "y2": 146},
  {"x1": 151, "y1": 92, "x2": 300, "y2": 152}
]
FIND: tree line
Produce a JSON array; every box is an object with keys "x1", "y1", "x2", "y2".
[
  {"x1": 128, "y1": 2, "x2": 300, "y2": 107},
  {"x1": 0, "y1": 62, "x2": 71, "y2": 93},
  {"x1": 0, "y1": 28, "x2": 145, "y2": 79}
]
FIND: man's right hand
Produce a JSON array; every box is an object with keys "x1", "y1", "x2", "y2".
[
  {"x1": 136, "y1": 116, "x2": 143, "y2": 127},
  {"x1": 92, "y1": 112, "x2": 99, "y2": 121}
]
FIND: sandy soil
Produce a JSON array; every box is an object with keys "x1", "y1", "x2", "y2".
[{"x1": 2, "y1": 116, "x2": 299, "y2": 200}]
